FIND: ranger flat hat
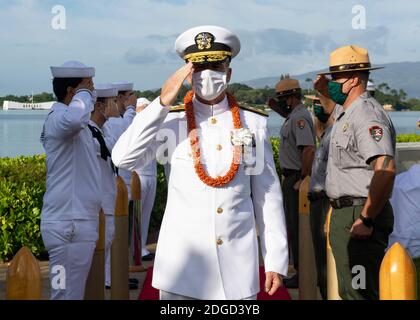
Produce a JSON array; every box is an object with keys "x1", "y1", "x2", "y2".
[
  {"x1": 175, "y1": 25, "x2": 241, "y2": 64},
  {"x1": 95, "y1": 84, "x2": 119, "y2": 98},
  {"x1": 275, "y1": 78, "x2": 302, "y2": 97},
  {"x1": 51, "y1": 60, "x2": 95, "y2": 78},
  {"x1": 111, "y1": 81, "x2": 134, "y2": 92},
  {"x1": 319, "y1": 45, "x2": 383, "y2": 75}
]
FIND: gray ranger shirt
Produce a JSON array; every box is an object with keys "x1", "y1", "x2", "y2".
[
  {"x1": 326, "y1": 91, "x2": 396, "y2": 199},
  {"x1": 279, "y1": 103, "x2": 316, "y2": 171},
  {"x1": 309, "y1": 125, "x2": 332, "y2": 193}
]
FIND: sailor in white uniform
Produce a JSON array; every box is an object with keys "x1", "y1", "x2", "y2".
[
  {"x1": 112, "y1": 26, "x2": 289, "y2": 300},
  {"x1": 88, "y1": 84, "x2": 120, "y2": 289},
  {"x1": 133, "y1": 98, "x2": 158, "y2": 260},
  {"x1": 40, "y1": 61, "x2": 100, "y2": 300},
  {"x1": 104, "y1": 82, "x2": 137, "y2": 199},
  {"x1": 103, "y1": 81, "x2": 139, "y2": 287}
]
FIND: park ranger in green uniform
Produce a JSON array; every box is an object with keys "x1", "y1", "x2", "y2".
[
  {"x1": 314, "y1": 45, "x2": 396, "y2": 300},
  {"x1": 268, "y1": 78, "x2": 316, "y2": 288}
]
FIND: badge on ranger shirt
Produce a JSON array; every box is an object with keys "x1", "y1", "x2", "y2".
[
  {"x1": 297, "y1": 119, "x2": 306, "y2": 129},
  {"x1": 342, "y1": 122, "x2": 349, "y2": 133},
  {"x1": 369, "y1": 126, "x2": 383, "y2": 142}
]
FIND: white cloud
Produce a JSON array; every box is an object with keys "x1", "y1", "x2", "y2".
[{"x1": 0, "y1": 0, "x2": 418, "y2": 95}]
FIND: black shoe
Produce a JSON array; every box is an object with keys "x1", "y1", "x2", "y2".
[
  {"x1": 142, "y1": 253, "x2": 155, "y2": 261},
  {"x1": 105, "y1": 285, "x2": 111, "y2": 290},
  {"x1": 129, "y1": 282, "x2": 138, "y2": 290},
  {"x1": 129, "y1": 278, "x2": 139, "y2": 284},
  {"x1": 283, "y1": 274, "x2": 299, "y2": 289}
]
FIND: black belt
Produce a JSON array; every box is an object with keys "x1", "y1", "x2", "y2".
[
  {"x1": 329, "y1": 197, "x2": 367, "y2": 209},
  {"x1": 281, "y1": 168, "x2": 300, "y2": 177},
  {"x1": 308, "y1": 190, "x2": 327, "y2": 201}
]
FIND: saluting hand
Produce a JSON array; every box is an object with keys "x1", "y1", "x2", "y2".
[
  {"x1": 265, "y1": 272, "x2": 283, "y2": 296},
  {"x1": 350, "y1": 219, "x2": 373, "y2": 239},
  {"x1": 160, "y1": 62, "x2": 194, "y2": 107},
  {"x1": 75, "y1": 78, "x2": 94, "y2": 92},
  {"x1": 125, "y1": 92, "x2": 137, "y2": 109},
  {"x1": 313, "y1": 75, "x2": 330, "y2": 96}
]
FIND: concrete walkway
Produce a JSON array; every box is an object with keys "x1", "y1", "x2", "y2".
[{"x1": 0, "y1": 241, "x2": 303, "y2": 300}]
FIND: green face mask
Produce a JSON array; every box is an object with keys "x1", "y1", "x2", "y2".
[
  {"x1": 328, "y1": 78, "x2": 350, "y2": 105},
  {"x1": 313, "y1": 104, "x2": 329, "y2": 123}
]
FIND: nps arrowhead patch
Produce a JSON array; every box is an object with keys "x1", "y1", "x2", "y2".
[
  {"x1": 297, "y1": 119, "x2": 306, "y2": 129},
  {"x1": 369, "y1": 125, "x2": 383, "y2": 142}
]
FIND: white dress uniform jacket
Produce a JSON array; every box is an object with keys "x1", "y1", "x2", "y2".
[
  {"x1": 41, "y1": 91, "x2": 102, "y2": 221},
  {"x1": 104, "y1": 107, "x2": 136, "y2": 198},
  {"x1": 112, "y1": 96, "x2": 289, "y2": 300},
  {"x1": 88, "y1": 121, "x2": 117, "y2": 215},
  {"x1": 88, "y1": 120, "x2": 118, "y2": 287}
]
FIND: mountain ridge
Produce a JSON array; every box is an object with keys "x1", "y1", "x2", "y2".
[{"x1": 241, "y1": 61, "x2": 420, "y2": 98}]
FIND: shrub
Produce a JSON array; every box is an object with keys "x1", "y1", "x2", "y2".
[
  {"x1": 0, "y1": 155, "x2": 47, "y2": 261},
  {"x1": 396, "y1": 133, "x2": 420, "y2": 143},
  {"x1": 0, "y1": 134, "x2": 419, "y2": 261}
]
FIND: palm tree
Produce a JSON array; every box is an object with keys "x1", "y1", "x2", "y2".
[{"x1": 305, "y1": 78, "x2": 312, "y2": 94}]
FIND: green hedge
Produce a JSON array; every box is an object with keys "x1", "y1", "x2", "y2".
[
  {"x1": 1, "y1": 134, "x2": 420, "y2": 261},
  {"x1": 0, "y1": 155, "x2": 46, "y2": 261},
  {"x1": 396, "y1": 133, "x2": 420, "y2": 143}
]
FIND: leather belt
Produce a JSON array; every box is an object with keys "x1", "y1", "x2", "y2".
[
  {"x1": 308, "y1": 190, "x2": 327, "y2": 201},
  {"x1": 281, "y1": 168, "x2": 300, "y2": 177},
  {"x1": 329, "y1": 196, "x2": 367, "y2": 209}
]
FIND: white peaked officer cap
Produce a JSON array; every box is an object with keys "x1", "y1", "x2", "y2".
[
  {"x1": 95, "y1": 84, "x2": 119, "y2": 98},
  {"x1": 137, "y1": 97, "x2": 151, "y2": 106},
  {"x1": 175, "y1": 25, "x2": 241, "y2": 64},
  {"x1": 50, "y1": 60, "x2": 95, "y2": 78},
  {"x1": 111, "y1": 81, "x2": 134, "y2": 92}
]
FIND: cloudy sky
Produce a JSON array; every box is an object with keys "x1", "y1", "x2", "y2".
[{"x1": 0, "y1": 0, "x2": 419, "y2": 95}]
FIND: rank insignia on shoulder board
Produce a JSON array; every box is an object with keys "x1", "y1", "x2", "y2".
[
  {"x1": 369, "y1": 125, "x2": 383, "y2": 142},
  {"x1": 297, "y1": 119, "x2": 306, "y2": 129}
]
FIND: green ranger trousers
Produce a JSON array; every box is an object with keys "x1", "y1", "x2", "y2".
[
  {"x1": 309, "y1": 196, "x2": 329, "y2": 300},
  {"x1": 281, "y1": 172, "x2": 300, "y2": 271},
  {"x1": 329, "y1": 202, "x2": 394, "y2": 300}
]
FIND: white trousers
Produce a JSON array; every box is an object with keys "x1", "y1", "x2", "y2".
[
  {"x1": 104, "y1": 214, "x2": 115, "y2": 287},
  {"x1": 138, "y1": 175, "x2": 157, "y2": 257},
  {"x1": 159, "y1": 290, "x2": 257, "y2": 300},
  {"x1": 41, "y1": 219, "x2": 98, "y2": 300}
]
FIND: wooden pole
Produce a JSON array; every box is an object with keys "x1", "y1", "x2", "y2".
[
  {"x1": 380, "y1": 242, "x2": 417, "y2": 300},
  {"x1": 326, "y1": 207, "x2": 341, "y2": 300},
  {"x1": 6, "y1": 246, "x2": 42, "y2": 300},
  {"x1": 111, "y1": 176, "x2": 129, "y2": 300},
  {"x1": 129, "y1": 171, "x2": 146, "y2": 273},
  {"x1": 298, "y1": 176, "x2": 318, "y2": 299},
  {"x1": 84, "y1": 209, "x2": 105, "y2": 300}
]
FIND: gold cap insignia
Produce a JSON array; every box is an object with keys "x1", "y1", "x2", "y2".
[{"x1": 195, "y1": 32, "x2": 214, "y2": 51}]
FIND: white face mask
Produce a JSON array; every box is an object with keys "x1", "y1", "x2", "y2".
[{"x1": 192, "y1": 69, "x2": 228, "y2": 101}]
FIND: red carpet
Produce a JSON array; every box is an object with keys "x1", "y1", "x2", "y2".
[{"x1": 138, "y1": 266, "x2": 291, "y2": 300}]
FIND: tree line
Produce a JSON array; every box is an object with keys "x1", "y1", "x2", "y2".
[{"x1": 1, "y1": 82, "x2": 420, "y2": 111}]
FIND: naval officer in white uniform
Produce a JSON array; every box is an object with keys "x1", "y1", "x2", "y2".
[
  {"x1": 112, "y1": 26, "x2": 289, "y2": 300},
  {"x1": 40, "y1": 61, "x2": 100, "y2": 300}
]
